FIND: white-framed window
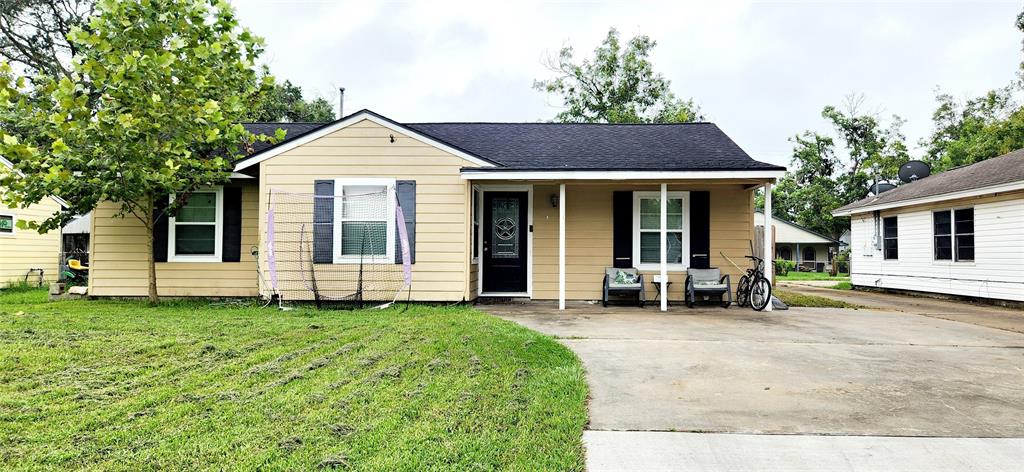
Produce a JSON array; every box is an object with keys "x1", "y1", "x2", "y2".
[
  {"x1": 0, "y1": 213, "x2": 15, "y2": 236},
  {"x1": 168, "y1": 187, "x2": 223, "y2": 262},
  {"x1": 933, "y1": 207, "x2": 974, "y2": 262},
  {"x1": 472, "y1": 186, "x2": 481, "y2": 264},
  {"x1": 333, "y1": 178, "x2": 395, "y2": 264},
  {"x1": 882, "y1": 216, "x2": 898, "y2": 260},
  {"x1": 633, "y1": 191, "x2": 689, "y2": 271}
]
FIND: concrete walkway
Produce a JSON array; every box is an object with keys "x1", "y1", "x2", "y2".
[{"x1": 585, "y1": 431, "x2": 1024, "y2": 472}]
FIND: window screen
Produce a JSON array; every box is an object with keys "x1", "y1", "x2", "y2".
[
  {"x1": 883, "y1": 216, "x2": 898, "y2": 260},
  {"x1": 933, "y1": 210, "x2": 952, "y2": 260}
]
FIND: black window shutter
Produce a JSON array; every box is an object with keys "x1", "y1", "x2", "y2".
[
  {"x1": 612, "y1": 191, "x2": 633, "y2": 268},
  {"x1": 313, "y1": 180, "x2": 334, "y2": 263},
  {"x1": 153, "y1": 193, "x2": 169, "y2": 262},
  {"x1": 690, "y1": 191, "x2": 711, "y2": 269},
  {"x1": 395, "y1": 180, "x2": 416, "y2": 264},
  {"x1": 222, "y1": 186, "x2": 243, "y2": 262}
]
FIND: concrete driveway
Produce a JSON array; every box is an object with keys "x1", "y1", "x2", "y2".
[{"x1": 487, "y1": 303, "x2": 1024, "y2": 470}]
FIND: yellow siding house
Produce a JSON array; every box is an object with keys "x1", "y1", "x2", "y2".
[
  {"x1": 88, "y1": 109, "x2": 786, "y2": 311},
  {"x1": 1, "y1": 157, "x2": 67, "y2": 287}
]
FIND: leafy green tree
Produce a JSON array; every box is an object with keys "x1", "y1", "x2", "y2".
[
  {"x1": 822, "y1": 96, "x2": 909, "y2": 205},
  {"x1": 1, "y1": 1, "x2": 331, "y2": 124},
  {"x1": 0, "y1": 0, "x2": 279, "y2": 304},
  {"x1": 763, "y1": 97, "x2": 908, "y2": 239},
  {"x1": 0, "y1": 0, "x2": 94, "y2": 77},
  {"x1": 921, "y1": 87, "x2": 1024, "y2": 172},
  {"x1": 534, "y1": 28, "x2": 702, "y2": 123},
  {"x1": 247, "y1": 72, "x2": 335, "y2": 122},
  {"x1": 920, "y1": 8, "x2": 1024, "y2": 171}
]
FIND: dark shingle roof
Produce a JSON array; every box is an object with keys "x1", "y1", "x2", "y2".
[
  {"x1": 243, "y1": 122, "x2": 324, "y2": 153},
  {"x1": 406, "y1": 122, "x2": 783, "y2": 171},
  {"x1": 234, "y1": 110, "x2": 783, "y2": 172},
  {"x1": 835, "y1": 150, "x2": 1024, "y2": 214}
]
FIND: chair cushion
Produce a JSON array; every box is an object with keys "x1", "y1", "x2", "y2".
[
  {"x1": 614, "y1": 270, "x2": 638, "y2": 285},
  {"x1": 609, "y1": 282, "x2": 642, "y2": 290},
  {"x1": 688, "y1": 268, "x2": 721, "y2": 283},
  {"x1": 693, "y1": 281, "x2": 727, "y2": 291}
]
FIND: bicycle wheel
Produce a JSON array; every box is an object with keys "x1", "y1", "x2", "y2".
[
  {"x1": 750, "y1": 277, "x2": 772, "y2": 312},
  {"x1": 736, "y1": 275, "x2": 750, "y2": 307}
]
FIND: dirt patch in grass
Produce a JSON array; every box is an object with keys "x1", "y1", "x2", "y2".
[{"x1": 0, "y1": 290, "x2": 587, "y2": 471}]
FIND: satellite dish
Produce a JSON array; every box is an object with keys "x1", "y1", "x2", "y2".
[
  {"x1": 898, "y1": 160, "x2": 931, "y2": 183},
  {"x1": 870, "y1": 182, "x2": 897, "y2": 194}
]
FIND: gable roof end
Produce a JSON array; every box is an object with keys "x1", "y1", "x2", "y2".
[{"x1": 233, "y1": 109, "x2": 499, "y2": 171}]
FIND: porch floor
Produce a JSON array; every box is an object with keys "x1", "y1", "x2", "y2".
[{"x1": 480, "y1": 299, "x2": 739, "y2": 317}]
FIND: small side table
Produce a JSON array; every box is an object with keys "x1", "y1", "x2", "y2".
[{"x1": 652, "y1": 275, "x2": 672, "y2": 306}]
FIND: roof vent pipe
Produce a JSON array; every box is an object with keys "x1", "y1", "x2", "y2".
[{"x1": 338, "y1": 87, "x2": 345, "y2": 118}]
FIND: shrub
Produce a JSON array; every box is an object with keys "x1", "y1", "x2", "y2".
[{"x1": 775, "y1": 259, "x2": 794, "y2": 276}]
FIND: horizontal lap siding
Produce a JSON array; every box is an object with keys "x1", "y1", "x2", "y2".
[
  {"x1": 849, "y1": 191, "x2": 1024, "y2": 301},
  {"x1": 260, "y1": 119, "x2": 473, "y2": 302},
  {"x1": 88, "y1": 182, "x2": 260, "y2": 297},
  {"x1": 0, "y1": 198, "x2": 62, "y2": 285},
  {"x1": 531, "y1": 183, "x2": 753, "y2": 301}
]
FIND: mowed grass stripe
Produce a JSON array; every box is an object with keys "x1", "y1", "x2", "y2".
[{"x1": 0, "y1": 290, "x2": 587, "y2": 471}]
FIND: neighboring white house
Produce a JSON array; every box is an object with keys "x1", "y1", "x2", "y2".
[
  {"x1": 754, "y1": 211, "x2": 840, "y2": 272},
  {"x1": 833, "y1": 150, "x2": 1024, "y2": 303}
]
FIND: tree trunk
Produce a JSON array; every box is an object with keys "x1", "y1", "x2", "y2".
[{"x1": 146, "y1": 197, "x2": 159, "y2": 305}]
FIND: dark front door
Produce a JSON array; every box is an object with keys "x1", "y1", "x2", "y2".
[{"x1": 483, "y1": 191, "x2": 528, "y2": 293}]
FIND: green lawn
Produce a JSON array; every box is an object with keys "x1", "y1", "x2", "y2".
[
  {"x1": 0, "y1": 290, "x2": 587, "y2": 471},
  {"x1": 777, "y1": 271, "x2": 850, "y2": 281},
  {"x1": 775, "y1": 289, "x2": 863, "y2": 309}
]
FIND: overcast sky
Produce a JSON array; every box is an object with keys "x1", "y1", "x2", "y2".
[{"x1": 234, "y1": 0, "x2": 1021, "y2": 167}]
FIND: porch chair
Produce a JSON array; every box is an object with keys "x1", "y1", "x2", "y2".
[
  {"x1": 684, "y1": 268, "x2": 732, "y2": 308},
  {"x1": 602, "y1": 267, "x2": 646, "y2": 307}
]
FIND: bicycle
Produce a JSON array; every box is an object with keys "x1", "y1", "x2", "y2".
[{"x1": 735, "y1": 255, "x2": 772, "y2": 311}]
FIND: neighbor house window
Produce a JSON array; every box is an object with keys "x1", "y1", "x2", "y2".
[
  {"x1": 779, "y1": 246, "x2": 792, "y2": 260},
  {"x1": 803, "y1": 246, "x2": 816, "y2": 262},
  {"x1": 633, "y1": 192, "x2": 688, "y2": 269},
  {"x1": 169, "y1": 188, "x2": 223, "y2": 262},
  {"x1": 954, "y1": 208, "x2": 974, "y2": 261},
  {"x1": 0, "y1": 213, "x2": 13, "y2": 235},
  {"x1": 333, "y1": 178, "x2": 395, "y2": 263},
  {"x1": 883, "y1": 216, "x2": 898, "y2": 260},
  {"x1": 934, "y1": 208, "x2": 974, "y2": 261}
]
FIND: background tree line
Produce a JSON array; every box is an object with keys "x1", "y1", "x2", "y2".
[
  {"x1": 760, "y1": 9, "x2": 1024, "y2": 239},
  {"x1": 536, "y1": 16, "x2": 1024, "y2": 241},
  {"x1": 0, "y1": 0, "x2": 335, "y2": 123}
]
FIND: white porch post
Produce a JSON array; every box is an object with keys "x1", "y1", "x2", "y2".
[
  {"x1": 559, "y1": 183, "x2": 566, "y2": 310},
  {"x1": 660, "y1": 183, "x2": 668, "y2": 312},
  {"x1": 763, "y1": 182, "x2": 774, "y2": 312}
]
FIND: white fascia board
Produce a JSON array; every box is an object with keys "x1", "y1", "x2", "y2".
[
  {"x1": 233, "y1": 111, "x2": 496, "y2": 171},
  {"x1": 460, "y1": 169, "x2": 786, "y2": 181},
  {"x1": 832, "y1": 180, "x2": 1024, "y2": 216}
]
